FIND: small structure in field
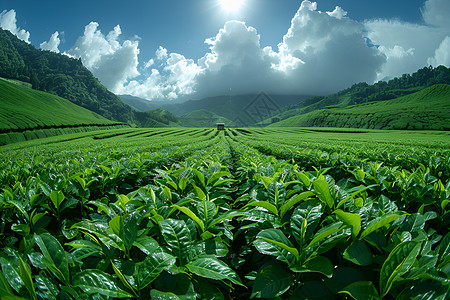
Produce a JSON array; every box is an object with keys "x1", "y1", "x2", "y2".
[{"x1": 217, "y1": 123, "x2": 225, "y2": 130}]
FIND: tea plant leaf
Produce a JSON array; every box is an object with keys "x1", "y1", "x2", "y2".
[
  {"x1": 307, "y1": 221, "x2": 345, "y2": 248},
  {"x1": 206, "y1": 171, "x2": 230, "y2": 186},
  {"x1": 137, "y1": 251, "x2": 176, "y2": 290},
  {"x1": 34, "y1": 233, "x2": 69, "y2": 285},
  {"x1": 172, "y1": 205, "x2": 205, "y2": 232},
  {"x1": 339, "y1": 281, "x2": 380, "y2": 300},
  {"x1": 380, "y1": 241, "x2": 422, "y2": 297},
  {"x1": 18, "y1": 256, "x2": 37, "y2": 300},
  {"x1": 243, "y1": 201, "x2": 278, "y2": 216},
  {"x1": 335, "y1": 209, "x2": 361, "y2": 237},
  {"x1": 290, "y1": 200, "x2": 323, "y2": 246},
  {"x1": 73, "y1": 269, "x2": 134, "y2": 298},
  {"x1": 360, "y1": 212, "x2": 407, "y2": 239},
  {"x1": 159, "y1": 219, "x2": 192, "y2": 260},
  {"x1": 252, "y1": 262, "x2": 293, "y2": 298},
  {"x1": 254, "y1": 229, "x2": 298, "y2": 265},
  {"x1": 343, "y1": 240, "x2": 373, "y2": 266},
  {"x1": 49, "y1": 190, "x2": 65, "y2": 211},
  {"x1": 280, "y1": 191, "x2": 315, "y2": 218},
  {"x1": 186, "y1": 256, "x2": 243, "y2": 286},
  {"x1": 197, "y1": 200, "x2": 216, "y2": 223},
  {"x1": 313, "y1": 179, "x2": 334, "y2": 209}
]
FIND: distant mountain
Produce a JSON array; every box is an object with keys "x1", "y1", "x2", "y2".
[
  {"x1": 269, "y1": 84, "x2": 450, "y2": 130},
  {"x1": 120, "y1": 94, "x2": 161, "y2": 111},
  {"x1": 0, "y1": 28, "x2": 163, "y2": 127},
  {"x1": 178, "y1": 109, "x2": 233, "y2": 127},
  {"x1": 157, "y1": 94, "x2": 311, "y2": 127},
  {"x1": 264, "y1": 65, "x2": 450, "y2": 126}
]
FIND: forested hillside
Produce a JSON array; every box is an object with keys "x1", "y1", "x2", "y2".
[
  {"x1": 265, "y1": 66, "x2": 450, "y2": 125},
  {"x1": 270, "y1": 84, "x2": 450, "y2": 130},
  {"x1": 0, "y1": 28, "x2": 134, "y2": 123}
]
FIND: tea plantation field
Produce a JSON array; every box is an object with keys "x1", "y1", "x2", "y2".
[{"x1": 0, "y1": 128, "x2": 449, "y2": 299}]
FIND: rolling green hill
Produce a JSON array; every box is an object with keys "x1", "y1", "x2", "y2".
[
  {"x1": 0, "y1": 28, "x2": 164, "y2": 127},
  {"x1": 261, "y1": 66, "x2": 450, "y2": 126},
  {"x1": 178, "y1": 109, "x2": 233, "y2": 127},
  {"x1": 269, "y1": 84, "x2": 450, "y2": 130},
  {"x1": 0, "y1": 78, "x2": 128, "y2": 145},
  {"x1": 0, "y1": 78, "x2": 117, "y2": 130}
]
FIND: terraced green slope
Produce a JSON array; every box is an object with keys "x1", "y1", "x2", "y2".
[
  {"x1": 0, "y1": 78, "x2": 118, "y2": 131},
  {"x1": 270, "y1": 84, "x2": 450, "y2": 130}
]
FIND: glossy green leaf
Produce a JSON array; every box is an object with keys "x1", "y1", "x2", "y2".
[
  {"x1": 109, "y1": 215, "x2": 124, "y2": 240},
  {"x1": 49, "y1": 190, "x2": 65, "y2": 210},
  {"x1": 290, "y1": 200, "x2": 323, "y2": 246},
  {"x1": 196, "y1": 200, "x2": 216, "y2": 223},
  {"x1": 292, "y1": 255, "x2": 333, "y2": 278},
  {"x1": 339, "y1": 281, "x2": 380, "y2": 300},
  {"x1": 159, "y1": 219, "x2": 192, "y2": 259},
  {"x1": 206, "y1": 171, "x2": 230, "y2": 186},
  {"x1": 186, "y1": 256, "x2": 243, "y2": 286},
  {"x1": 380, "y1": 241, "x2": 422, "y2": 297},
  {"x1": 254, "y1": 229, "x2": 297, "y2": 265},
  {"x1": 192, "y1": 169, "x2": 205, "y2": 188},
  {"x1": 243, "y1": 201, "x2": 278, "y2": 215},
  {"x1": 18, "y1": 257, "x2": 36, "y2": 300},
  {"x1": 313, "y1": 179, "x2": 334, "y2": 208},
  {"x1": 360, "y1": 212, "x2": 407, "y2": 239},
  {"x1": 111, "y1": 261, "x2": 138, "y2": 297},
  {"x1": 307, "y1": 221, "x2": 344, "y2": 248},
  {"x1": 137, "y1": 251, "x2": 176, "y2": 290},
  {"x1": 343, "y1": 240, "x2": 373, "y2": 266},
  {"x1": 251, "y1": 262, "x2": 293, "y2": 298},
  {"x1": 279, "y1": 191, "x2": 315, "y2": 218},
  {"x1": 34, "y1": 233, "x2": 69, "y2": 284},
  {"x1": 172, "y1": 205, "x2": 205, "y2": 232},
  {"x1": 296, "y1": 171, "x2": 311, "y2": 187},
  {"x1": 193, "y1": 186, "x2": 206, "y2": 201},
  {"x1": 73, "y1": 269, "x2": 134, "y2": 298},
  {"x1": 335, "y1": 209, "x2": 361, "y2": 237}
]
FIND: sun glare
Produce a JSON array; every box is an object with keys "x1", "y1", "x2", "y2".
[{"x1": 219, "y1": 0, "x2": 244, "y2": 13}]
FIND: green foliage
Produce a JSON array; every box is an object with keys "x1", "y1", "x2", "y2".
[
  {"x1": 0, "y1": 128, "x2": 449, "y2": 299},
  {"x1": 266, "y1": 65, "x2": 450, "y2": 127},
  {"x1": 0, "y1": 28, "x2": 169, "y2": 127},
  {"x1": 271, "y1": 84, "x2": 450, "y2": 129}
]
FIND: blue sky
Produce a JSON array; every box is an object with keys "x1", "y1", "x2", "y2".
[{"x1": 1, "y1": 0, "x2": 449, "y2": 101}]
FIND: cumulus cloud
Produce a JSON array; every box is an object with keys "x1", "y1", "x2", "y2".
[
  {"x1": 421, "y1": 0, "x2": 450, "y2": 28},
  {"x1": 8, "y1": 0, "x2": 446, "y2": 101},
  {"x1": 40, "y1": 31, "x2": 60, "y2": 53},
  {"x1": 428, "y1": 36, "x2": 450, "y2": 66},
  {"x1": 0, "y1": 9, "x2": 30, "y2": 43},
  {"x1": 365, "y1": 0, "x2": 450, "y2": 80},
  {"x1": 122, "y1": 1, "x2": 385, "y2": 99},
  {"x1": 66, "y1": 22, "x2": 140, "y2": 92}
]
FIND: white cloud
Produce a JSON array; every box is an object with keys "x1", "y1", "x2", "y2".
[
  {"x1": 0, "y1": 9, "x2": 30, "y2": 43},
  {"x1": 66, "y1": 22, "x2": 140, "y2": 93},
  {"x1": 155, "y1": 46, "x2": 168, "y2": 60},
  {"x1": 40, "y1": 31, "x2": 60, "y2": 53},
  {"x1": 421, "y1": 0, "x2": 450, "y2": 28},
  {"x1": 7, "y1": 0, "x2": 448, "y2": 102},
  {"x1": 365, "y1": 0, "x2": 450, "y2": 80},
  {"x1": 123, "y1": 1, "x2": 385, "y2": 100},
  {"x1": 428, "y1": 36, "x2": 450, "y2": 67}
]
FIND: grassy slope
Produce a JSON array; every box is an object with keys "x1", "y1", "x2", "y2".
[
  {"x1": 260, "y1": 87, "x2": 424, "y2": 126},
  {"x1": 0, "y1": 78, "x2": 116, "y2": 131},
  {"x1": 269, "y1": 84, "x2": 450, "y2": 130},
  {"x1": 178, "y1": 109, "x2": 233, "y2": 127}
]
